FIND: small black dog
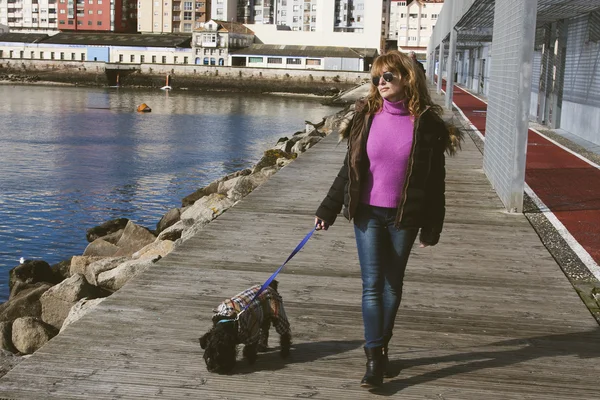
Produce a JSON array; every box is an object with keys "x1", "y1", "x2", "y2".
[{"x1": 199, "y1": 280, "x2": 292, "y2": 373}]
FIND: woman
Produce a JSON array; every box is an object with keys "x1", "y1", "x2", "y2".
[{"x1": 314, "y1": 50, "x2": 461, "y2": 388}]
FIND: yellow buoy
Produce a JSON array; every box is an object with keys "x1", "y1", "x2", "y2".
[{"x1": 137, "y1": 103, "x2": 151, "y2": 112}]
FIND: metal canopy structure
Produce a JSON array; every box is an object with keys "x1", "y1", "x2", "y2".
[{"x1": 444, "y1": 0, "x2": 600, "y2": 47}]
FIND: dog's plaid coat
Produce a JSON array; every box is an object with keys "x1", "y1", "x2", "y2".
[{"x1": 214, "y1": 284, "x2": 291, "y2": 345}]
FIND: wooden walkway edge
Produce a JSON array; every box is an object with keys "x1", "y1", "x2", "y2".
[{"x1": 0, "y1": 94, "x2": 598, "y2": 399}]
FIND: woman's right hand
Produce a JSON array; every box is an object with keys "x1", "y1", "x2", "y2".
[{"x1": 315, "y1": 217, "x2": 329, "y2": 231}]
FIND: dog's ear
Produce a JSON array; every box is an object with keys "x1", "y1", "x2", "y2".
[
  {"x1": 199, "y1": 331, "x2": 212, "y2": 349},
  {"x1": 269, "y1": 280, "x2": 279, "y2": 291}
]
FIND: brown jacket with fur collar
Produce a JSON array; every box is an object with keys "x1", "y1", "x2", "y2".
[{"x1": 316, "y1": 99, "x2": 459, "y2": 245}]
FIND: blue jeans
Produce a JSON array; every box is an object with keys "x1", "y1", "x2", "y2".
[{"x1": 353, "y1": 204, "x2": 418, "y2": 348}]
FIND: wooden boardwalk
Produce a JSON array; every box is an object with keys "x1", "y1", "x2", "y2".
[{"x1": 1, "y1": 98, "x2": 599, "y2": 399}]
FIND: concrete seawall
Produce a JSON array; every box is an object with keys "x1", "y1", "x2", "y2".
[{"x1": 0, "y1": 59, "x2": 370, "y2": 94}]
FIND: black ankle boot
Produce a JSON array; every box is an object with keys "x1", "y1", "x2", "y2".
[{"x1": 360, "y1": 346, "x2": 383, "y2": 388}]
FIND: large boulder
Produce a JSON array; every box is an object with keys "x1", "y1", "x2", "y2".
[
  {"x1": 51, "y1": 258, "x2": 72, "y2": 282},
  {"x1": 97, "y1": 258, "x2": 156, "y2": 291},
  {"x1": 157, "y1": 220, "x2": 188, "y2": 241},
  {"x1": 9, "y1": 260, "x2": 57, "y2": 298},
  {"x1": 11, "y1": 317, "x2": 57, "y2": 354},
  {"x1": 69, "y1": 256, "x2": 104, "y2": 276},
  {"x1": 86, "y1": 218, "x2": 129, "y2": 243},
  {"x1": 83, "y1": 257, "x2": 128, "y2": 286},
  {"x1": 82, "y1": 238, "x2": 119, "y2": 257},
  {"x1": 253, "y1": 149, "x2": 295, "y2": 173},
  {"x1": 181, "y1": 168, "x2": 251, "y2": 207},
  {"x1": 180, "y1": 193, "x2": 234, "y2": 224},
  {"x1": 156, "y1": 208, "x2": 180, "y2": 235},
  {"x1": 0, "y1": 283, "x2": 52, "y2": 322},
  {"x1": 60, "y1": 297, "x2": 105, "y2": 332},
  {"x1": 98, "y1": 228, "x2": 124, "y2": 245},
  {"x1": 132, "y1": 240, "x2": 175, "y2": 261},
  {"x1": 39, "y1": 274, "x2": 108, "y2": 329},
  {"x1": 113, "y1": 221, "x2": 156, "y2": 257}
]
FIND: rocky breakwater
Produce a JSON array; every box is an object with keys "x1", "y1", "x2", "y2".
[{"x1": 0, "y1": 104, "x2": 355, "y2": 376}]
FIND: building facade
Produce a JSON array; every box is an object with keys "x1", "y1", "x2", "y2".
[
  {"x1": 56, "y1": 0, "x2": 137, "y2": 32},
  {"x1": 192, "y1": 19, "x2": 253, "y2": 65},
  {"x1": 0, "y1": 0, "x2": 58, "y2": 33},
  {"x1": 138, "y1": 0, "x2": 210, "y2": 34},
  {"x1": 210, "y1": 0, "x2": 236, "y2": 23},
  {"x1": 388, "y1": 0, "x2": 443, "y2": 53}
]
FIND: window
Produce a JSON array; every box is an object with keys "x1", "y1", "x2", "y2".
[
  {"x1": 88, "y1": 9, "x2": 93, "y2": 14},
  {"x1": 20, "y1": 51, "x2": 24, "y2": 58},
  {"x1": 174, "y1": 56, "x2": 178, "y2": 63},
  {"x1": 183, "y1": 11, "x2": 192, "y2": 20},
  {"x1": 40, "y1": 51, "x2": 44, "y2": 59},
  {"x1": 431, "y1": 14, "x2": 438, "y2": 19},
  {"x1": 119, "y1": 54, "x2": 123, "y2": 62},
  {"x1": 60, "y1": 9, "x2": 65, "y2": 13},
  {"x1": 71, "y1": 53, "x2": 76, "y2": 60},
  {"x1": 152, "y1": 55, "x2": 157, "y2": 63},
  {"x1": 210, "y1": 57, "x2": 216, "y2": 65},
  {"x1": 77, "y1": 20, "x2": 82, "y2": 25},
  {"x1": 203, "y1": 57, "x2": 209, "y2": 64},
  {"x1": 59, "y1": 20, "x2": 65, "y2": 24},
  {"x1": 306, "y1": 59, "x2": 321, "y2": 66},
  {"x1": 31, "y1": 51, "x2": 35, "y2": 58},
  {"x1": 9, "y1": 50, "x2": 13, "y2": 58},
  {"x1": 88, "y1": 20, "x2": 92, "y2": 25},
  {"x1": 286, "y1": 58, "x2": 301, "y2": 65},
  {"x1": 140, "y1": 55, "x2": 145, "y2": 63},
  {"x1": 98, "y1": 10, "x2": 102, "y2": 14},
  {"x1": 267, "y1": 57, "x2": 282, "y2": 64},
  {"x1": 184, "y1": 56, "x2": 188, "y2": 64},
  {"x1": 97, "y1": 21, "x2": 102, "y2": 25},
  {"x1": 293, "y1": 5, "x2": 299, "y2": 11},
  {"x1": 51, "y1": 52, "x2": 55, "y2": 60},
  {"x1": 162, "y1": 56, "x2": 166, "y2": 63},
  {"x1": 130, "y1": 55, "x2": 135, "y2": 62},
  {"x1": 249, "y1": 57, "x2": 263, "y2": 63},
  {"x1": 183, "y1": 23, "x2": 191, "y2": 32},
  {"x1": 81, "y1": 53, "x2": 85, "y2": 61}
]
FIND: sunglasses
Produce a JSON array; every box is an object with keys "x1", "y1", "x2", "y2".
[{"x1": 372, "y1": 71, "x2": 396, "y2": 86}]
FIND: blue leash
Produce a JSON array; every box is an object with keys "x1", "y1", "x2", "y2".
[{"x1": 238, "y1": 225, "x2": 317, "y2": 315}]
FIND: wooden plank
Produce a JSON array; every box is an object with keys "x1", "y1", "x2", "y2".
[{"x1": 0, "y1": 90, "x2": 598, "y2": 400}]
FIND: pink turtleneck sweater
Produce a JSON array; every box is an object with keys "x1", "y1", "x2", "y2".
[{"x1": 360, "y1": 98, "x2": 414, "y2": 208}]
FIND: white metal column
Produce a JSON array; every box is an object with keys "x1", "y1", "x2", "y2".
[
  {"x1": 436, "y1": 43, "x2": 444, "y2": 94},
  {"x1": 483, "y1": 0, "x2": 539, "y2": 213}
]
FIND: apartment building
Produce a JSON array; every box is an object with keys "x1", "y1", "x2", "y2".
[
  {"x1": 0, "y1": 0, "x2": 58, "y2": 33},
  {"x1": 210, "y1": 0, "x2": 236, "y2": 23},
  {"x1": 274, "y1": 0, "x2": 317, "y2": 32},
  {"x1": 138, "y1": 0, "x2": 210, "y2": 34},
  {"x1": 388, "y1": 0, "x2": 443, "y2": 52},
  {"x1": 57, "y1": 0, "x2": 137, "y2": 32}
]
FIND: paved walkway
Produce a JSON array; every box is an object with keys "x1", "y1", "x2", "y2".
[{"x1": 0, "y1": 88, "x2": 598, "y2": 399}]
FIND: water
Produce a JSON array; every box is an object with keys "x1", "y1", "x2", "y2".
[{"x1": 0, "y1": 84, "x2": 339, "y2": 301}]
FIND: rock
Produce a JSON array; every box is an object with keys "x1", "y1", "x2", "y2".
[
  {"x1": 9, "y1": 260, "x2": 57, "y2": 298},
  {"x1": 84, "y1": 257, "x2": 128, "y2": 286},
  {"x1": 0, "y1": 321, "x2": 16, "y2": 353},
  {"x1": 132, "y1": 240, "x2": 175, "y2": 261},
  {"x1": 69, "y1": 256, "x2": 104, "y2": 276},
  {"x1": 51, "y1": 258, "x2": 72, "y2": 281},
  {"x1": 0, "y1": 349, "x2": 22, "y2": 378},
  {"x1": 86, "y1": 218, "x2": 129, "y2": 243},
  {"x1": 60, "y1": 297, "x2": 105, "y2": 332},
  {"x1": 39, "y1": 274, "x2": 108, "y2": 329},
  {"x1": 217, "y1": 176, "x2": 243, "y2": 195},
  {"x1": 181, "y1": 169, "x2": 251, "y2": 207},
  {"x1": 157, "y1": 220, "x2": 187, "y2": 241},
  {"x1": 113, "y1": 221, "x2": 156, "y2": 257},
  {"x1": 291, "y1": 135, "x2": 322, "y2": 154},
  {"x1": 180, "y1": 193, "x2": 234, "y2": 224},
  {"x1": 99, "y1": 229, "x2": 124, "y2": 245},
  {"x1": 181, "y1": 181, "x2": 219, "y2": 207},
  {"x1": 97, "y1": 259, "x2": 156, "y2": 291},
  {"x1": 156, "y1": 208, "x2": 181, "y2": 234},
  {"x1": 253, "y1": 149, "x2": 296, "y2": 173},
  {"x1": 227, "y1": 169, "x2": 274, "y2": 202},
  {"x1": 11, "y1": 317, "x2": 58, "y2": 354},
  {"x1": 0, "y1": 283, "x2": 52, "y2": 322},
  {"x1": 82, "y1": 238, "x2": 120, "y2": 257}
]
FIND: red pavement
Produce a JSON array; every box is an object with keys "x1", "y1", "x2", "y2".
[{"x1": 441, "y1": 81, "x2": 600, "y2": 266}]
